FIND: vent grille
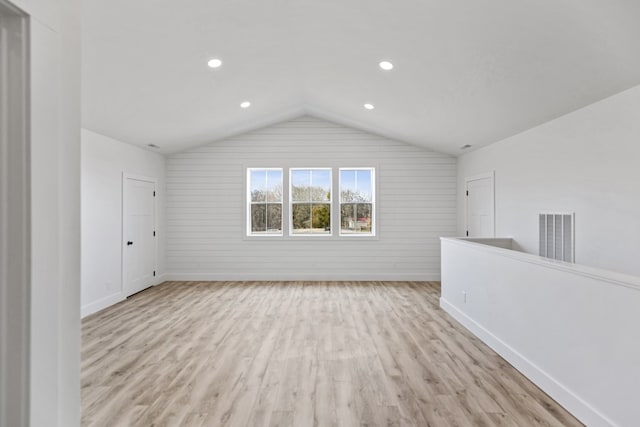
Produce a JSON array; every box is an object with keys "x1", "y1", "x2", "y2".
[{"x1": 539, "y1": 213, "x2": 574, "y2": 263}]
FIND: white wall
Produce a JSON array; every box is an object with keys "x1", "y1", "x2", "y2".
[
  {"x1": 166, "y1": 116, "x2": 456, "y2": 281},
  {"x1": 81, "y1": 129, "x2": 166, "y2": 317},
  {"x1": 458, "y1": 84, "x2": 640, "y2": 277},
  {"x1": 441, "y1": 237, "x2": 640, "y2": 427},
  {"x1": 4, "y1": 0, "x2": 82, "y2": 425}
]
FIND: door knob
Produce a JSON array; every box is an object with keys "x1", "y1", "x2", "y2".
[{"x1": 127, "y1": 241, "x2": 133, "y2": 246}]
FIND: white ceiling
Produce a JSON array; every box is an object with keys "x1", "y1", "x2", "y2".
[{"x1": 82, "y1": 0, "x2": 640, "y2": 155}]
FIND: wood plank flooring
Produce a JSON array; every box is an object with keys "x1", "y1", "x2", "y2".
[{"x1": 81, "y1": 281, "x2": 582, "y2": 427}]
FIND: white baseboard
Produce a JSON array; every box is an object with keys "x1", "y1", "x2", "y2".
[
  {"x1": 82, "y1": 276, "x2": 167, "y2": 318},
  {"x1": 81, "y1": 292, "x2": 125, "y2": 318},
  {"x1": 439, "y1": 298, "x2": 616, "y2": 427},
  {"x1": 153, "y1": 274, "x2": 168, "y2": 285},
  {"x1": 162, "y1": 272, "x2": 441, "y2": 282}
]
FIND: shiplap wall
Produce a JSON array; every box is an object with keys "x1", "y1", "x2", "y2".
[{"x1": 166, "y1": 116, "x2": 456, "y2": 280}]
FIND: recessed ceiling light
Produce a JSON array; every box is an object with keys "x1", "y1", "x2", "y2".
[
  {"x1": 379, "y1": 61, "x2": 394, "y2": 71},
  {"x1": 240, "y1": 101, "x2": 251, "y2": 108},
  {"x1": 364, "y1": 103, "x2": 375, "y2": 110},
  {"x1": 207, "y1": 58, "x2": 222, "y2": 68}
]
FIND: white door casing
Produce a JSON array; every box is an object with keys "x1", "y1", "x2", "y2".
[
  {"x1": 0, "y1": 2, "x2": 29, "y2": 425},
  {"x1": 465, "y1": 172, "x2": 495, "y2": 238},
  {"x1": 122, "y1": 174, "x2": 156, "y2": 297}
]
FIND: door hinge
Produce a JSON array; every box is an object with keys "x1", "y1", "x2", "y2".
[
  {"x1": 466, "y1": 230, "x2": 469, "y2": 236},
  {"x1": 466, "y1": 190, "x2": 469, "y2": 196},
  {"x1": 153, "y1": 270, "x2": 156, "y2": 277},
  {"x1": 153, "y1": 230, "x2": 156, "y2": 237},
  {"x1": 153, "y1": 191, "x2": 156, "y2": 197}
]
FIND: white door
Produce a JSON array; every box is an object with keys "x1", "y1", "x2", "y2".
[
  {"x1": 123, "y1": 176, "x2": 156, "y2": 296},
  {"x1": 465, "y1": 173, "x2": 495, "y2": 237}
]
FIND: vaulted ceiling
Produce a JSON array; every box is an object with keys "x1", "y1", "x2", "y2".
[{"x1": 82, "y1": 0, "x2": 640, "y2": 155}]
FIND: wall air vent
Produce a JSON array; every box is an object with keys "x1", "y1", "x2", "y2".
[{"x1": 539, "y1": 213, "x2": 574, "y2": 263}]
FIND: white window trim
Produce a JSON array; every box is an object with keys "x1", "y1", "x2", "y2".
[
  {"x1": 338, "y1": 167, "x2": 376, "y2": 237},
  {"x1": 246, "y1": 167, "x2": 284, "y2": 237},
  {"x1": 289, "y1": 168, "x2": 333, "y2": 237}
]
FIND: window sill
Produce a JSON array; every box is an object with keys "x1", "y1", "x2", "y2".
[{"x1": 242, "y1": 234, "x2": 379, "y2": 242}]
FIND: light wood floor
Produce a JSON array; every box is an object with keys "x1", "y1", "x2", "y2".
[{"x1": 81, "y1": 281, "x2": 582, "y2": 427}]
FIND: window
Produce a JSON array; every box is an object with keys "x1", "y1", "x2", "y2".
[
  {"x1": 246, "y1": 167, "x2": 375, "y2": 238},
  {"x1": 247, "y1": 168, "x2": 283, "y2": 236},
  {"x1": 339, "y1": 168, "x2": 375, "y2": 236},
  {"x1": 290, "y1": 168, "x2": 332, "y2": 235}
]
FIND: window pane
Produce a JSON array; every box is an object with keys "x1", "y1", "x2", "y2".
[
  {"x1": 356, "y1": 203, "x2": 372, "y2": 233},
  {"x1": 291, "y1": 203, "x2": 312, "y2": 234},
  {"x1": 292, "y1": 203, "x2": 331, "y2": 234},
  {"x1": 266, "y1": 204, "x2": 282, "y2": 232},
  {"x1": 356, "y1": 170, "x2": 372, "y2": 202},
  {"x1": 266, "y1": 170, "x2": 283, "y2": 202},
  {"x1": 311, "y1": 170, "x2": 331, "y2": 202},
  {"x1": 251, "y1": 204, "x2": 266, "y2": 232},
  {"x1": 291, "y1": 169, "x2": 311, "y2": 202},
  {"x1": 250, "y1": 170, "x2": 266, "y2": 202},
  {"x1": 340, "y1": 170, "x2": 357, "y2": 202},
  {"x1": 312, "y1": 203, "x2": 331, "y2": 234},
  {"x1": 340, "y1": 203, "x2": 356, "y2": 233}
]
